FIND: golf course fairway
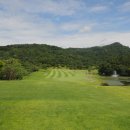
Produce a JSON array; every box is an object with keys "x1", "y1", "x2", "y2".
[{"x1": 0, "y1": 69, "x2": 130, "y2": 130}]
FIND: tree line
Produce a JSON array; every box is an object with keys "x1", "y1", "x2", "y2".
[{"x1": 0, "y1": 42, "x2": 130, "y2": 80}]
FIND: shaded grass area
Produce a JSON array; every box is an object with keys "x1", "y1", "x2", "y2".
[{"x1": 0, "y1": 69, "x2": 130, "y2": 130}]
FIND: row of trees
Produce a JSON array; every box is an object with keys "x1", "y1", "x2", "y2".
[
  {"x1": 98, "y1": 63, "x2": 130, "y2": 76},
  {"x1": 0, "y1": 42, "x2": 130, "y2": 79}
]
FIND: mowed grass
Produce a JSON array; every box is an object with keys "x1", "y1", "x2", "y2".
[{"x1": 0, "y1": 69, "x2": 130, "y2": 130}]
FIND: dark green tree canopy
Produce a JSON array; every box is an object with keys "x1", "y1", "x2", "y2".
[{"x1": 0, "y1": 42, "x2": 130, "y2": 78}]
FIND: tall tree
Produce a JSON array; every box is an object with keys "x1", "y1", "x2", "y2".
[{"x1": 0, "y1": 59, "x2": 27, "y2": 80}]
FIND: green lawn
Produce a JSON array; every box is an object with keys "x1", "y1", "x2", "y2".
[{"x1": 0, "y1": 69, "x2": 130, "y2": 130}]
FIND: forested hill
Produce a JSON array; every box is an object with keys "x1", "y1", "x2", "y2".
[{"x1": 0, "y1": 42, "x2": 130, "y2": 70}]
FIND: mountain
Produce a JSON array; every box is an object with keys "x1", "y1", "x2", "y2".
[{"x1": 0, "y1": 42, "x2": 130, "y2": 70}]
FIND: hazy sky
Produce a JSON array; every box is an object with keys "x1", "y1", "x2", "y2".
[{"x1": 0, "y1": 0, "x2": 130, "y2": 48}]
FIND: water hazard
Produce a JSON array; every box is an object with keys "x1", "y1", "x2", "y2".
[{"x1": 102, "y1": 77, "x2": 130, "y2": 86}]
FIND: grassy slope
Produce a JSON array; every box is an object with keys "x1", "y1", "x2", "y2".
[{"x1": 0, "y1": 69, "x2": 130, "y2": 130}]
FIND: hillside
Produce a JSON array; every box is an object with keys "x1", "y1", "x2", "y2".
[{"x1": 0, "y1": 42, "x2": 130, "y2": 70}]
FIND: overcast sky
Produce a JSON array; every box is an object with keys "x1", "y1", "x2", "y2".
[{"x1": 0, "y1": 0, "x2": 130, "y2": 48}]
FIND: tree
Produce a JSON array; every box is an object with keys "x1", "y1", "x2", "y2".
[
  {"x1": 98, "y1": 63, "x2": 130, "y2": 76},
  {"x1": 0, "y1": 60, "x2": 4, "y2": 70},
  {"x1": 98, "y1": 63, "x2": 114, "y2": 76},
  {"x1": 0, "y1": 59, "x2": 27, "y2": 80},
  {"x1": 0, "y1": 43, "x2": 130, "y2": 71}
]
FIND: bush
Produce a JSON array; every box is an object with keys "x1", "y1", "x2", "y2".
[
  {"x1": 0, "y1": 59, "x2": 27, "y2": 80},
  {"x1": 22, "y1": 61, "x2": 39, "y2": 73},
  {"x1": 0, "y1": 60, "x2": 4, "y2": 70}
]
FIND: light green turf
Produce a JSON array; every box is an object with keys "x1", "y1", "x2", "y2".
[{"x1": 0, "y1": 69, "x2": 130, "y2": 130}]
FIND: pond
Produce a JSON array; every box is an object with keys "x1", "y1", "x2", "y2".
[{"x1": 102, "y1": 77, "x2": 130, "y2": 86}]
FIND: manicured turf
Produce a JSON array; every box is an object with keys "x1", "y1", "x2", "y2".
[{"x1": 0, "y1": 69, "x2": 130, "y2": 130}]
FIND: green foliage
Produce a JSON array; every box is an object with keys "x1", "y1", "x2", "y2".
[
  {"x1": 98, "y1": 63, "x2": 130, "y2": 76},
  {"x1": 0, "y1": 42, "x2": 130, "y2": 75},
  {"x1": 0, "y1": 58, "x2": 27, "y2": 80},
  {"x1": 98, "y1": 63, "x2": 114, "y2": 76},
  {"x1": 0, "y1": 60, "x2": 4, "y2": 70},
  {"x1": 22, "y1": 61, "x2": 39, "y2": 73}
]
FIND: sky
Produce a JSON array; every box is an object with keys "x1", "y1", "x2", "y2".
[{"x1": 0, "y1": 0, "x2": 130, "y2": 48}]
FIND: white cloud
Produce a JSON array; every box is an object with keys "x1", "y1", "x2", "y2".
[
  {"x1": 0, "y1": 32, "x2": 130, "y2": 48},
  {"x1": 46, "y1": 32, "x2": 130, "y2": 48},
  {"x1": 60, "y1": 22, "x2": 93, "y2": 33},
  {"x1": 60, "y1": 23, "x2": 81, "y2": 32},
  {"x1": 0, "y1": 0, "x2": 129, "y2": 48},
  {"x1": 79, "y1": 26, "x2": 92, "y2": 33},
  {"x1": 0, "y1": 0, "x2": 84, "y2": 16},
  {"x1": 89, "y1": 5, "x2": 108, "y2": 12},
  {"x1": 119, "y1": 2, "x2": 130, "y2": 12}
]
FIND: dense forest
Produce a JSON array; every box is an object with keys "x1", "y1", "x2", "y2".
[{"x1": 0, "y1": 42, "x2": 130, "y2": 79}]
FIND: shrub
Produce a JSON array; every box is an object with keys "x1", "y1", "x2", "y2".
[{"x1": 0, "y1": 59, "x2": 27, "y2": 80}]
